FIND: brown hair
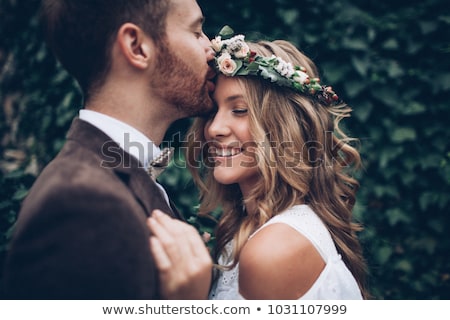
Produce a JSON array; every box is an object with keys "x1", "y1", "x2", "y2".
[
  {"x1": 40, "y1": 0, "x2": 171, "y2": 99},
  {"x1": 186, "y1": 40, "x2": 369, "y2": 298}
]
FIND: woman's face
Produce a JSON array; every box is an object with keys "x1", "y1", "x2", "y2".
[{"x1": 204, "y1": 75, "x2": 260, "y2": 197}]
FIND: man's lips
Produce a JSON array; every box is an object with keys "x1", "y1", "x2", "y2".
[
  {"x1": 206, "y1": 79, "x2": 215, "y2": 92},
  {"x1": 206, "y1": 67, "x2": 217, "y2": 92}
]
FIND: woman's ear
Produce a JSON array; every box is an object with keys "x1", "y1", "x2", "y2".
[{"x1": 116, "y1": 23, "x2": 152, "y2": 69}]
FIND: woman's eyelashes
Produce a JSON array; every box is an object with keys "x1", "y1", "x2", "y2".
[{"x1": 232, "y1": 106, "x2": 248, "y2": 116}]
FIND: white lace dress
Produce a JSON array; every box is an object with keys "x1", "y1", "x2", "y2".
[{"x1": 208, "y1": 204, "x2": 363, "y2": 300}]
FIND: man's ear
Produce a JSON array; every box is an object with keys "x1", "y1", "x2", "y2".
[{"x1": 116, "y1": 23, "x2": 152, "y2": 69}]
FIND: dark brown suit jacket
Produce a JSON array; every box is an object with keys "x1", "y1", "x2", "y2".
[{"x1": 2, "y1": 118, "x2": 182, "y2": 299}]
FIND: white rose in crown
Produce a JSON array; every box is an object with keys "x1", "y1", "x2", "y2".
[
  {"x1": 211, "y1": 36, "x2": 223, "y2": 52},
  {"x1": 293, "y1": 71, "x2": 310, "y2": 85},
  {"x1": 217, "y1": 52, "x2": 237, "y2": 76},
  {"x1": 233, "y1": 42, "x2": 250, "y2": 59}
]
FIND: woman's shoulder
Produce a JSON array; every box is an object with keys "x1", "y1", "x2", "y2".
[
  {"x1": 259, "y1": 204, "x2": 339, "y2": 259},
  {"x1": 238, "y1": 213, "x2": 326, "y2": 299}
]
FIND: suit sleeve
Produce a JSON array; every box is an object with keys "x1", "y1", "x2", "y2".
[{"x1": 3, "y1": 182, "x2": 159, "y2": 299}]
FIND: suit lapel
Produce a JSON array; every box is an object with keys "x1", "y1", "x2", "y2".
[
  {"x1": 66, "y1": 117, "x2": 182, "y2": 219},
  {"x1": 115, "y1": 166, "x2": 176, "y2": 218}
]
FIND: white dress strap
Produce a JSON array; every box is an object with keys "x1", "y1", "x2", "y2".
[{"x1": 251, "y1": 204, "x2": 338, "y2": 262}]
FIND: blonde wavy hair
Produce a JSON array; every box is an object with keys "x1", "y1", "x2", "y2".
[{"x1": 186, "y1": 40, "x2": 369, "y2": 298}]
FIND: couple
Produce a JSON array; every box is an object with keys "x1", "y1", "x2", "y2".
[{"x1": 1, "y1": 0, "x2": 368, "y2": 300}]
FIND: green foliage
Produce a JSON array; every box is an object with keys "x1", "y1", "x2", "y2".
[
  {"x1": 1, "y1": 0, "x2": 449, "y2": 299},
  {"x1": 0, "y1": 170, "x2": 35, "y2": 277},
  {"x1": 201, "y1": 0, "x2": 450, "y2": 299}
]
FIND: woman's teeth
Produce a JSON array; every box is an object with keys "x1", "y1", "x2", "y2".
[{"x1": 216, "y1": 148, "x2": 242, "y2": 157}]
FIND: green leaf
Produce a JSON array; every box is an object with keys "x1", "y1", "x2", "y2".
[
  {"x1": 400, "y1": 171, "x2": 415, "y2": 186},
  {"x1": 12, "y1": 188, "x2": 28, "y2": 201},
  {"x1": 420, "y1": 154, "x2": 442, "y2": 170},
  {"x1": 373, "y1": 185, "x2": 399, "y2": 198},
  {"x1": 417, "y1": 238, "x2": 437, "y2": 255},
  {"x1": 351, "y1": 56, "x2": 370, "y2": 77},
  {"x1": 419, "y1": 21, "x2": 438, "y2": 35},
  {"x1": 303, "y1": 33, "x2": 319, "y2": 44},
  {"x1": 342, "y1": 38, "x2": 368, "y2": 50},
  {"x1": 218, "y1": 25, "x2": 234, "y2": 38},
  {"x1": 232, "y1": 60, "x2": 244, "y2": 76},
  {"x1": 394, "y1": 259, "x2": 413, "y2": 273},
  {"x1": 382, "y1": 38, "x2": 399, "y2": 50},
  {"x1": 436, "y1": 73, "x2": 450, "y2": 91},
  {"x1": 419, "y1": 192, "x2": 438, "y2": 211},
  {"x1": 277, "y1": 9, "x2": 298, "y2": 25},
  {"x1": 353, "y1": 100, "x2": 373, "y2": 122},
  {"x1": 386, "y1": 208, "x2": 411, "y2": 226},
  {"x1": 391, "y1": 127, "x2": 417, "y2": 143},
  {"x1": 379, "y1": 146, "x2": 403, "y2": 168},
  {"x1": 247, "y1": 60, "x2": 260, "y2": 71},
  {"x1": 387, "y1": 61, "x2": 404, "y2": 78},
  {"x1": 428, "y1": 219, "x2": 444, "y2": 233},
  {"x1": 344, "y1": 79, "x2": 367, "y2": 98},
  {"x1": 375, "y1": 86, "x2": 400, "y2": 108},
  {"x1": 401, "y1": 102, "x2": 426, "y2": 115},
  {"x1": 321, "y1": 62, "x2": 351, "y2": 83},
  {"x1": 376, "y1": 246, "x2": 393, "y2": 264}
]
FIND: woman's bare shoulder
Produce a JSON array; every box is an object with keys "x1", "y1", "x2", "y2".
[{"x1": 238, "y1": 222, "x2": 325, "y2": 299}]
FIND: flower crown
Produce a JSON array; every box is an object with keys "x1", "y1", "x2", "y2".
[{"x1": 211, "y1": 26, "x2": 340, "y2": 105}]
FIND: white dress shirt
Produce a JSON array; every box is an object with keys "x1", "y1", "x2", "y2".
[{"x1": 79, "y1": 109, "x2": 170, "y2": 204}]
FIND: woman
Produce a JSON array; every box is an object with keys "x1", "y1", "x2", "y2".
[{"x1": 148, "y1": 27, "x2": 369, "y2": 300}]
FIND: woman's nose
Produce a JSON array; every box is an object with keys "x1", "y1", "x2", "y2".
[{"x1": 206, "y1": 113, "x2": 231, "y2": 139}]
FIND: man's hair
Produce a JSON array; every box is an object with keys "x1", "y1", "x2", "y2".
[{"x1": 41, "y1": 0, "x2": 171, "y2": 99}]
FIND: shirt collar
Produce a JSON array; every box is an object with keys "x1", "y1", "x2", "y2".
[{"x1": 79, "y1": 109, "x2": 161, "y2": 169}]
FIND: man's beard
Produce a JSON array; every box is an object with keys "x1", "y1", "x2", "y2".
[{"x1": 151, "y1": 41, "x2": 213, "y2": 118}]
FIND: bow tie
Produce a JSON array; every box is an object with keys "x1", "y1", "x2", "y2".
[{"x1": 147, "y1": 147, "x2": 174, "y2": 180}]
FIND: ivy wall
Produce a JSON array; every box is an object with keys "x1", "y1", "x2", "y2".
[{"x1": 1, "y1": 0, "x2": 449, "y2": 299}]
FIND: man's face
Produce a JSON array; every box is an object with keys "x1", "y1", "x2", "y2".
[{"x1": 151, "y1": 0, "x2": 216, "y2": 118}]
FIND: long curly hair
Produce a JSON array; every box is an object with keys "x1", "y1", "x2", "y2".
[{"x1": 186, "y1": 40, "x2": 369, "y2": 299}]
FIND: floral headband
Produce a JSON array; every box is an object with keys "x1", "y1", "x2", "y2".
[{"x1": 211, "y1": 26, "x2": 340, "y2": 105}]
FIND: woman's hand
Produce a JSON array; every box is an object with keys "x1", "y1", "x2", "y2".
[{"x1": 147, "y1": 209, "x2": 213, "y2": 299}]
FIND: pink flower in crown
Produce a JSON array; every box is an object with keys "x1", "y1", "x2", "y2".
[{"x1": 217, "y1": 52, "x2": 237, "y2": 76}]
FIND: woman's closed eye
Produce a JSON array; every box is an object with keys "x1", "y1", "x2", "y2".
[{"x1": 232, "y1": 108, "x2": 248, "y2": 116}]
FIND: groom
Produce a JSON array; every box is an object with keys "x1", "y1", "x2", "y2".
[{"x1": 2, "y1": 0, "x2": 215, "y2": 299}]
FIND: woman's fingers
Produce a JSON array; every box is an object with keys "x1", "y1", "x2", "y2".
[
  {"x1": 147, "y1": 212, "x2": 185, "y2": 264},
  {"x1": 147, "y1": 209, "x2": 213, "y2": 299},
  {"x1": 149, "y1": 210, "x2": 204, "y2": 259},
  {"x1": 148, "y1": 236, "x2": 171, "y2": 270}
]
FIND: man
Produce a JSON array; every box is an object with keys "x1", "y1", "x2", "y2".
[{"x1": 2, "y1": 0, "x2": 215, "y2": 299}]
